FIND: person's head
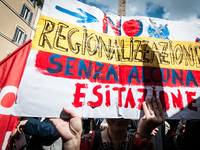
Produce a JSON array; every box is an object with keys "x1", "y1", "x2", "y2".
[{"x1": 106, "y1": 118, "x2": 131, "y2": 132}]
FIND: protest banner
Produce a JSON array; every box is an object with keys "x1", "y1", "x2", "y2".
[{"x1": 12, "y1": 0, "x2": 200, "y2": 119}]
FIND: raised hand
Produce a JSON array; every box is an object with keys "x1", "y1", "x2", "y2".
[
  {"x1": 50, "y1": 107, "x2": 82, "y2": 150},
  {"x1": 136, "y1": 97, "x2": 165, "y2": 140}
]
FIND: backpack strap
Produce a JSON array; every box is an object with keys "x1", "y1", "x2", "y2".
[{"x1": 90, "y1": 131, "x2": 102, "y2": 150}]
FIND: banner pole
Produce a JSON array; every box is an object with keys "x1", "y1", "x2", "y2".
[{"x1": 117, "y1": 0, "x2": 127, "y2": 16}]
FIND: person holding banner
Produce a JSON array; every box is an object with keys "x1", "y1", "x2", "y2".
[{"x1": 50, "y1": 97, "x2": 164, "y2": 150}]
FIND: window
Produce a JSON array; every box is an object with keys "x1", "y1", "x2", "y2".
[
  {"x1": 20, "y1": 3, "x2": 33, "y2": 23},
  {"x1": 13, "y1": 26, "x2": 27, "y2": 45},
  {"x1": 28, "y1": 0, "x2": 37, "y2": 6}
]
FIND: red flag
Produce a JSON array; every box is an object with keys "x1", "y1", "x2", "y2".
[{"x1": 0, "y1": 39, "x2": 31, "y2": 149}]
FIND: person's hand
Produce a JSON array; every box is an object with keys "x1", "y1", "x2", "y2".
[
  {"x1": 50, "y1": 107, "x2": 82, "y2": 150},
  {"x1": 136, "y1": 97, "x2": 165, "y2": 140},
  {"x1": 151, "y1": 127, "x2": 159, "y2": 136},
  {"x1": 17, "y1": 120, "x2": 28, "y2": 133}
]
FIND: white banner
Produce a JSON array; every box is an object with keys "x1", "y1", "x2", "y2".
[{"x1": 12, "y1": 0, "x2": 200, "y2": 119}]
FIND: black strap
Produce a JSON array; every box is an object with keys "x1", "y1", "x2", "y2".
[{"x1": 91, "y1": 131, "x2": 102, "y2": 150}]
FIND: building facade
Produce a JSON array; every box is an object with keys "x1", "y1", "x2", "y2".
[{"x1": 0, "y1": 0, "x2": 43, "y2": 61}]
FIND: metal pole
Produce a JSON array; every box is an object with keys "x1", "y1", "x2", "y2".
[{"x1": 117, "y1": 0, "x2": 127, "y2": 16}]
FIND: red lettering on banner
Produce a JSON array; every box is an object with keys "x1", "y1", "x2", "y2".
[
  {"x1": 87, "y1": 85, "x2": 103, "y2": 108},
  {"x1": 122, "y1": 19, "x2": 142, "y2": 37},
  {"x1": 113, "y1": 87, "x2": 126, "y2": 107},
  {"x1": 72, "y1": 82, "x2": 198, "y2": 112},
  {"x1": 124, "y1": 88, "x2": 136, "y2": 108},
  {"x1": 137, "y1": 89, "x2": 147, "y2": 110},
  {"x1": 185, "y1": 91, "x2": 197, "y2": 111},
  {"x1": 171, "y1": 89, "x2": 184, "y2": 110},
  {"x1": 102, "y1": 15, "x2": 120, "y2": 36},
  {"x1": 72, "y1": 83, "x2": 88, "y2": 108},
  {"x1": 159, "y1": 91, "x2": 170, "y2": 111},
  {"x1": 153, "y1": 88, "x2": 157, "y2": 99},
  {"x1": 105, "y1": 85, "x2": 110, "y2": 107}
]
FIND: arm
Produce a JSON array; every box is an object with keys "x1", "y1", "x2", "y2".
[
  {"x1": 132, "y1": 97, "x2": 164, "y2": 149},
  {"x1": 22, "y1": 118, "x2": 60, "y2": 140},
  {"x1": 136, "y1": 97, "x2": 165, "y2": 140}
]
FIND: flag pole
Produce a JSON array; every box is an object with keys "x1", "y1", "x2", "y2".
[{"x1": 117, "y1": 0, "x2": 127, "y2": 16}]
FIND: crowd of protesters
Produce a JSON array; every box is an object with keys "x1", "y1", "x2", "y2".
[{"x1": 7, "y1": 97, "x2": 200, "y2": 150}]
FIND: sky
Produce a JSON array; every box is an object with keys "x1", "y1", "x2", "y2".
[{"x1": 78, "y1": 0, "x2": 200, "y2": 23}]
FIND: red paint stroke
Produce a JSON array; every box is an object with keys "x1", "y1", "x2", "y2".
[
  {"x1": 171, "y1": 89, "x2": 184, "y2": 110},
  {"x1": 122, "y1": 19, "x2": 140, "y2": 36},
  {"x1": 124, "y1": 88, "x2": 136, "y2": 108}
]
